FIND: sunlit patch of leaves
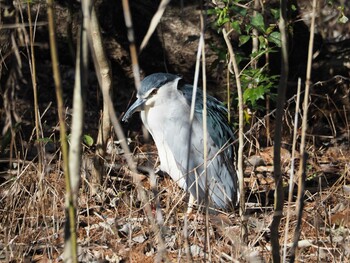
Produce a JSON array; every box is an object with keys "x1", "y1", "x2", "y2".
[{"x1": 207, "y1": 0, "x2": 281, "y2": 115}]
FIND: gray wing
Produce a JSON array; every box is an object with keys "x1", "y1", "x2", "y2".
[{"x1": 164, "y1": 84, "x2": 238, "y2": 208}]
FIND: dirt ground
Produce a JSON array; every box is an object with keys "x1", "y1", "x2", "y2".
[{"x1": 1, "y1": 1, "x2": 350, "y2": 262}]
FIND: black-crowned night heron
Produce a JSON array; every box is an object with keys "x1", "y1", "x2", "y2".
[{"x1": 122, "y1": 73, "x2": 239, "y2": 210}]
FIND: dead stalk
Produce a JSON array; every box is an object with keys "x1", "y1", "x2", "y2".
[
  {"x1": 226, "y1": 69, "x2": 231, "y2": 122},
  {"x1": 68, "y1": 0, "x2": 90, "y2": 212},
  {"x1": 222, "y1": 28, "x2": 247, "y2": 243},
  {"x1": 199, "y1": 15, "x2": 211, "y2": 261},
  {"x1": 121, "y1": 0, "x2": 141, "y2": 90},
  {"x1": 26, "y1": 2, "x2": 43, "y2": 176},
  {"x1": 282, "y1": 78, "x2": 301, "y2": 261},
  {"x1": 183, "y1": 16, "x2": 205, "y2": 263},
  {"x1": 86, "y1": 5, "x2": 113, "y2": 188},
  {"x1": 270, "y1": 0, "x2": 289, "y2": 261},
  {"x1": 47, "y1": 0, "x2": 77, "y2": 261},
  {"x1": 140, "y1": 0, "x2": 171, "y2": 51},
  {"x1": 251, "y1": 0, "x2": 259, "y2": 71},
  {"x1": 290, "y1": 0, "x2": 317, "y2": 261}
]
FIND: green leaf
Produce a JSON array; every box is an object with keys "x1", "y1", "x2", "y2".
[
  {"x1": 83, "y1": 135, "x2": 94, "y2": 147},
  {"x1": 37, "y1": 137, "x2": 53, "y2": 143},
  {"x1": 270, "y1": 8, "x2": 280, "y2": 20},
  {"x1": 243, "y1": 86, "x2": 268, "y2": 107},
  {"x1": 338, "y1": 13, "x2": 349, "y2": 24},
  {"x1": 231, "y1": 21, "x2": 241, "y2": 34},
  {"x1": 239, "y1": 35, "x2": 250, "y2": 46},
  {"x1": 265, "y1": 25, "x2": 275, "y2": 35},
  {"x1": 231, "y1": 5, "x2": 247, "y2": 16},
  {"x1": 243, "y1": 109, "x2": 252, "y2": 123},
  {"x1": 244, "y1": 24, "x2": 252, "y2": 34},
  {"x1": 206, "y1": 8, "x2": 217, "y2": 15},
  {"x1": 217, "y1": 7, "x2": 230, "y2": 27},
  {"x1": 218, "y1": 17, "x2": 230, "y2": 26},
  {"x1": 258, "y1": 35, "x2": 266, "y2": 49},
  {"x1": 268, "y1": 31, "x2": 281, "y2": 47},
  {"x1": 251, "y1": 13, "x2": 265, "y2": 33}
]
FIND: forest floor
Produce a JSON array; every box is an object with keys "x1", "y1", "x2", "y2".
[{"x1": 1, "y1": 95, "x2": 350, "y2": 262}]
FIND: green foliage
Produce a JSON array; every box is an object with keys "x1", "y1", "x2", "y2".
[
  {"x1": 83, "y1": 134, "x2": 94, "y2": 147},
  {"x1": 67, "y1": 134, "x2": 94, "y2": 147},
  {"x1": 251, "y1": 13, "x2": 265, "y2": 33},
  {"x1": 208, "y1": 0, "x2": 280, "y2": 115},
  {"x1": 338, "y1": 5, "x2": 349, "y2": 23},
  {"x1": 37, "y1": 137, "x2": 53, "y2": 143},
  {"x1": 241, "y1": 69, "x2": 278, "y2": 109}
]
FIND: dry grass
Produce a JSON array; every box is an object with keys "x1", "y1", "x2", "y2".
[{"x1": 1, "y1": 134, "x2": 350, "y2": 262}]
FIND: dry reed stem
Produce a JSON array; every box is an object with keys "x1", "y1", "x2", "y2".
[
  {"x1": 270, "y1": 0, "x2": 289, "y2": 261},
  {"x1": 290, "y1": 0, "x2": 317, "y2": 261},
  {"x1": 282, "y1": 78, "x2": 302, "y2": 261},
  {"x1": 222, "y1": 27, "x2": 247, "y2": 242},
  {"x1": 47, "y1": 0, "x2": 77, "y2": 261}
]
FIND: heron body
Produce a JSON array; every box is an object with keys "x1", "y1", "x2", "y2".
[{"x1": 123, "y1": 73, "x2": 239, "y2": 209}]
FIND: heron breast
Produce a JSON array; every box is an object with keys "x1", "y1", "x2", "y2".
[{"x1": 141, "y1": 106, "x2": 189, "y2": 190}]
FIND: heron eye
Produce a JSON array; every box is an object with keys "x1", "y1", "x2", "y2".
[{"x1": 150, "y1": 89, "x2": 158, "y2": 96}]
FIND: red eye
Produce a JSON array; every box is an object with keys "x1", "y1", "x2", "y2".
[{"x1": 151, "y1": 89, "x2": 158, "y2": 95}]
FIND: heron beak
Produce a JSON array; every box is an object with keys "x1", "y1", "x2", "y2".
[{"x1": 122, "y1": 98, "x2": 146, "y2": 122}]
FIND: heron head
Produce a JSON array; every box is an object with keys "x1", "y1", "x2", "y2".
[{"x1": 122, "y1": 73, "x2": 182, "y2": 121}]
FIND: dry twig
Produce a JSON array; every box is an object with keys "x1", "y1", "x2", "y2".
[
  {"x1": 222, "y1": 28, "x2": 247, "y2": 243},
  {"x1": 47, "y1": 0, "x2": 77, "y2": 261},
  {"x1": 270, "y1": 0, "x2": 289, "y2": 261},
  {"x1": 290, "y1": 0, "x2": 318, "y2": 261}
]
